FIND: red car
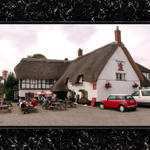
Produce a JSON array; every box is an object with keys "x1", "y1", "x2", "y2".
[{"x1": 99, "y1": 94, "x2": 137, "y2": 112}]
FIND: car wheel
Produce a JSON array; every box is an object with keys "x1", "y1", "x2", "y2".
[
  {"x1": 99, "y1": 103, "x2": 104, "y2": 109},
  {"x1": 119, "y1": 105, "x2": 125, "y2": 112}
]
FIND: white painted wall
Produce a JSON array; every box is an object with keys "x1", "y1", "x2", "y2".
[
  {"x1": 67, "y1": 81, "x2": 97, "y2": 100},
  {"x1": 67, "y1": 47, "x2": 140, "y2": 102},
  {"x1": 97, "y1": 47, "x2": 140, "y2": 101}
]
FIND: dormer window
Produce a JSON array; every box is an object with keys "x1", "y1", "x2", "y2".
[
  {"x1": 64, "y1": 78, "x2": 70, "y2": 85},
  {"x1": 77, "y1": 75, "x2": 84, "y2": 84},
  {"x1": 142, "y1": 73, "x2": 150, "y2": 81},
  {"x1": 79, "y1": 77, "x2": 82, "y2": 83}
]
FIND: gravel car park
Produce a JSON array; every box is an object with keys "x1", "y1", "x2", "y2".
[{"x1": 0, "y1": 103, "x2": 150, "y2": 126}]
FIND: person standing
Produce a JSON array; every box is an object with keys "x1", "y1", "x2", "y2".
[
  {"x1": 18, "y1": 97, "x2": 22, "y2": 105},
  {"x1": 53, "y1": 93, "x2": 57, "y2": 101},
  {"x1": 42, "y1": 96, "x2": 48, "y2": 108}
]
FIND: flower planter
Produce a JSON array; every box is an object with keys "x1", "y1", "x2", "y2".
[
  {"x1": 132, "y1": 83, "x2": 138, "y2": 88},
  {"x1": 105, "y1": 82, "x2": 112, "y2": 89}
]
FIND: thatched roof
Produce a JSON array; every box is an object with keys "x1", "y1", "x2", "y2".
[
  {"x1": 53, "y1": 42, "x2": 144, "y2": 91},
  {"x1": 135, "y1": 63, "x2": 150, "y2": 73},
  {"x1": 135, "y1": 63, "x2": 150, "y2": 87},
  {"x1": 14, "y1": 58, "x2": 71, "y2": 80},
  {"x1": 140, "y1": 75, "x2": 150, "y2": 87}
]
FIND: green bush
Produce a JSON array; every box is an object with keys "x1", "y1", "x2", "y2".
[
  {"x1": 5, "y1": 88, "x2": 14, "y2": 101},
  {"x1": 5, "y1": 72, "x2": 18, "y2": 101}
]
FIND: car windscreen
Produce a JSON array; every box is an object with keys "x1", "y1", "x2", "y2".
[
  {"x1": 141, "y1": 91, "x2": 150, "y2": 96},
  {"x1": 125, "y1": 96, "x2": 134, "y2": 100},
  {"x1": 132, "y1": 91, "x2": 139, "y2": 96}
]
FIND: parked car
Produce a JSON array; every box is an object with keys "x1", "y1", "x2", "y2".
[
  {"x1": 99, "y1": 94, "x2": 137, "y2": 112},
  {"x1": 132, "y1": 89, "x2": 150, "y2": 106}
]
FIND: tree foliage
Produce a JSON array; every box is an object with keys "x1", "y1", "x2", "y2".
[
  {"x1": 5, "y1": 72, "x2": 18, "y2": 101},
  {"x1": 27, "y1": 53, "x2": 47, "y2": 59},
  {"x1": 0, "y1": 83, "x2": 4, "y2": 97},
  {"x1": 5, "y1": 88, "x2": 14, "y2": 101}
]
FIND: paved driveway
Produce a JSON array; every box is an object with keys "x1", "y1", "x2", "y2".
[{"x1": 0, "y1": 103, "x2": 150, "y2": 126}]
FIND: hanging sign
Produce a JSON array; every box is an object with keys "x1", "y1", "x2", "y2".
[{"x1": 118, "y1": 62, "x2": 123, "y2": 71}]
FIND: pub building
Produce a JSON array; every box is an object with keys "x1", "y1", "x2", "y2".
[{"x1": 15, "y1": 27, "x2": 150, "y2": 103}]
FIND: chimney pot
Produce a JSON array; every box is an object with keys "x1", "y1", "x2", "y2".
[
  {"x1": 115, "y1": 26, "x2": 121, "y2": 45},
  {"x1": 78, "y1": 48, "x2": 83, "y2": 57}
]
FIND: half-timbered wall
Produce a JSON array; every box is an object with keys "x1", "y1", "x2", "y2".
[{"x1": 19, "y1": 79, "x2": 54, "y2": 90}]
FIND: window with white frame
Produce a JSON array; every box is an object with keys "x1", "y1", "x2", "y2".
[
  {"x1": 42, "y1": 80, "x2": 45, "y2": 88},
  {"x1": 116, "y1": 73, "x2": 126, "y2": 80},
  {"x1": 77, "y1": 75, "x2": 84, "y2": 84},
  {"x1": 37, "y1": 80, "x2": 41, "y2": 88},
  {"x1": 22, "y1": 80, "x2": 26, "y2": 88},
  {"x1": 20, "y1": 79, "x2": 22, "y2": 88},
  {"x1": 45, "y1": 80, "x2": 49, "y2": 88},
  {"x1": 30, "y1": 80, "x2": 34, "y2": 88},
  {"x1": 20, "y1": 79, "x2": 56, "y2": 89},
  {"x1": 34, "y1": 80, "x2": 37, "y2": 88},
  {"x1": 26, "y1": 79, "x2": 29, "y2": 88}
]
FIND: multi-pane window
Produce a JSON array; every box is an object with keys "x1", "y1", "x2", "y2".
[
  {"x1": 46, "y1": 80, "x2": 50, "y2": 88},
  {"x1": 116, "y1": 73, "x2": 126, "y2": 80},
  {"x1": 31, "y1": 80, "x2": 34, "y2": 88},
  {"x1": 20, "y1": 79, "x2": 22, "y2": 88},
  {"x1": 34, "y1": 80, "x2": 37, "y2": 88},
  {"x1": 49, "y1": 79, "x2": 54, "y2": 85},
  {"x1": 20, "y1": 79, "x2": 55, "y2": 89},
  {"x1": 22, "y1": 80, "x2": 26, "y2": 88},
  {"x1": 26, "y1": 79, "x2": 29, "y2": 88},
  {"x1": 42, "y1": 80, "x2": 45, "y2": 88},
  {"x1": 37, "y1": 80, "x2": 41, "y2": 88}
]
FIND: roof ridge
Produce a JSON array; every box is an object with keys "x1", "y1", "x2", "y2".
[
  {"x1": 73, "y1": 42, "x2": 117, "y2": 62},
  {"x1": 21, "y1": 58, "x2": 72, "y2": 63}
]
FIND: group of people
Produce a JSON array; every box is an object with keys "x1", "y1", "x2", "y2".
[
  {"x1": 18, "y1": 93, "x2": 57, "y2": 109},
  {"x1": 18, "y1": 97, "x2": 36, "y2": 109},
  {"x1": 41, "y1": 93, "x2": 57, "y2": 108}
]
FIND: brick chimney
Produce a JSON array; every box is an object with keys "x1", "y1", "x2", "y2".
[
  {"x1": 2, "y1": 70, "x2": 8, "y2": 79},
  {"x1": 115, "y1": 26, "x2": 121, "y2": 45},
  {"x1": 78, "y1": 48, "x2": 83, "y2": 57}
]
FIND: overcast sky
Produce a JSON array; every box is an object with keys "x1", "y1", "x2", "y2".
[{"x1": 1, "y1": 24, "x2": 150, "y2": 75}]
